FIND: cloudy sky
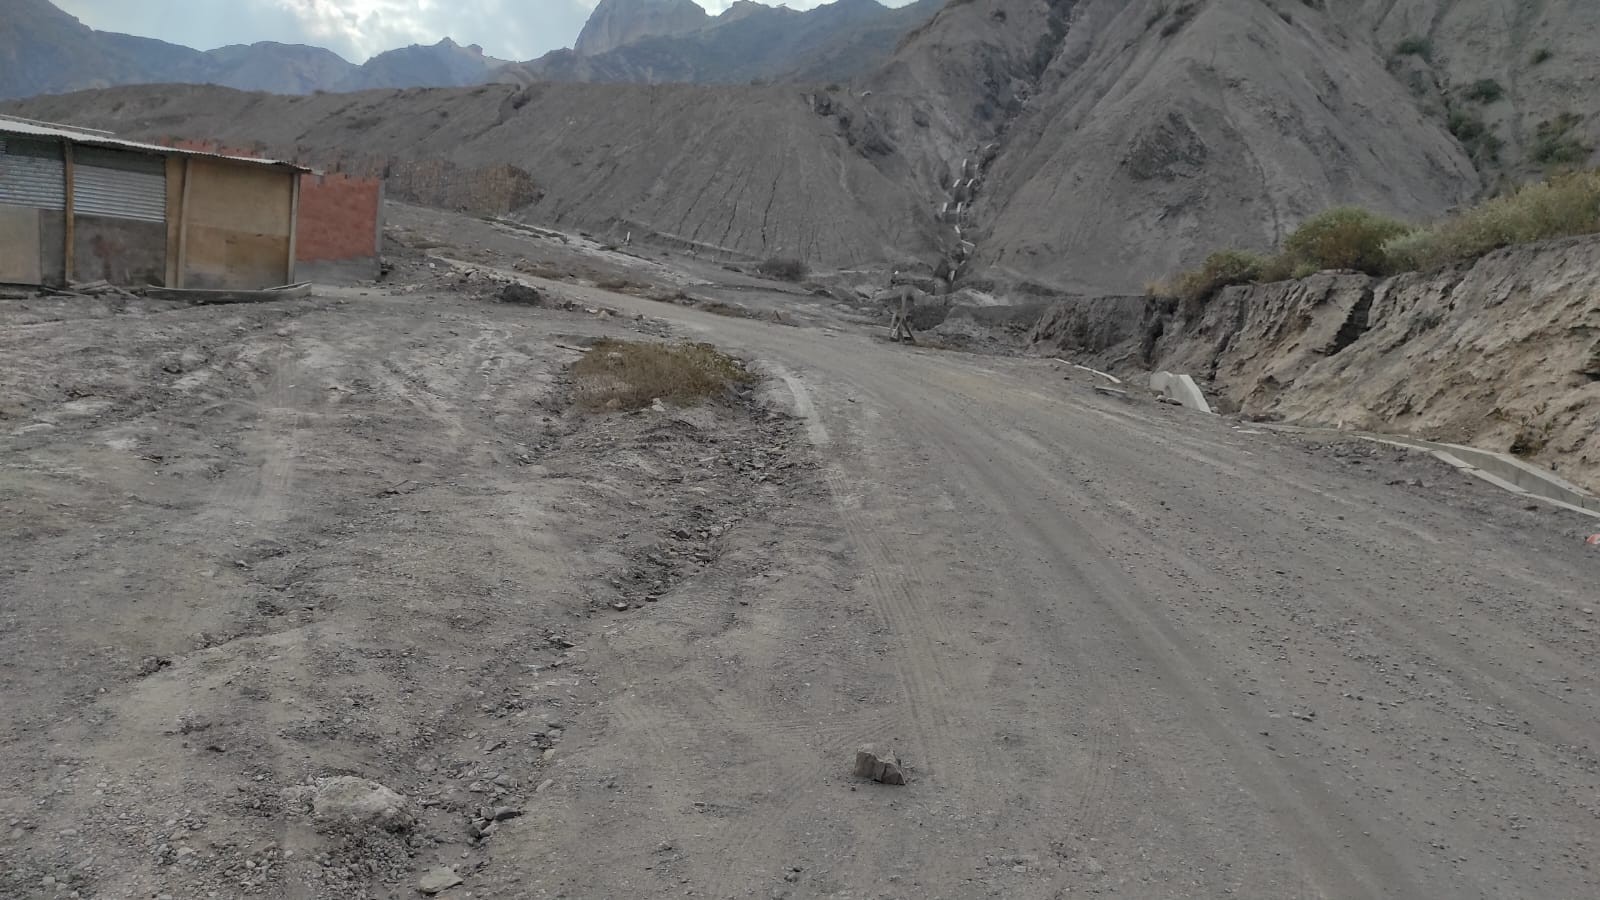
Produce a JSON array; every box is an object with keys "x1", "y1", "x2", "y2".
[{"x1": 52, "y1": 1, "x2": 891, "y2": 63}]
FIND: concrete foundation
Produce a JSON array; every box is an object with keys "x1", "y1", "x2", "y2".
[{"x1": 297, "y1": 257, "x2": 379, "y2": 284}]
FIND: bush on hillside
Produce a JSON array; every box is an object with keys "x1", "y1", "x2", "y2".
[
  {"x1": 1394, "y1": 37, "x2": 1432, "y2": 60},
  {"x1": 1531, "y1": 113, "x2": 1593, "y2": 167},
  {"x1": 757, "y1": 257, "x2": 808, "y2": 281},
  {"x1": 1384, "y1": 171, "x2": 1600, "y2": 270},
  {"x1": 1448, "y1": 110, "x2": 1503, "y2": 165},
  {"x1": 1158, "y1": 250, "x2": 1269, "y2": 304},
  {"x1": 1280, "y1": 207, "x2": 1412, "y2": 275},
  {"x1": 1463, "y1": 79, "x2": 1505, "y2": 103}
]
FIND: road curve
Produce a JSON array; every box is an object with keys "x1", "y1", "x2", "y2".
[{"x1": 527, "y1": 282, "x2": 1600, "y2": 899}]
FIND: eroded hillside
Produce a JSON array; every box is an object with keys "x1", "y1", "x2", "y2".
[
  {"x1": 4, "y1": 82, "x2": 932, "y2": 268},
  {"x1": 1031, "y1": 233, "x2": 1600, "y2": 494},
  {"x1": 7, "y1": 0, "x2": 1597, "y2": 292}
]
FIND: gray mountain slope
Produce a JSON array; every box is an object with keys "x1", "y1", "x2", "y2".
[
  {"x1": 0, "y1": 0, "x2": 502, "y2": 98},
  {"x1": 967, "y1": 0, "x2": 1481, "y2": 292},
  {"x1": 575, "y1": 0, "x2": 711, "y2": 56},
  {"x1": 512, "y1": 0, "x2": 942, "y2": 86},
  {"x1": 6, "y1": 0, "x2": 1596, "y2": 293},
  {"x1": 1, "y1": 82, "x2": 931, "y2": 268}
]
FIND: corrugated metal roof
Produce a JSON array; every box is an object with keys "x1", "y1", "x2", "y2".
[{"x1": 0, "y1": 115, "x2": 312, "y2": 173}]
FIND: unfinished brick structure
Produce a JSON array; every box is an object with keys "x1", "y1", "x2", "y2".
[
  {"x1": 162, "y1": 139, "x2": 384, "y2": 283},
  {"x1": 294, "y1": 173, "x2": 384, "y2": 282}
]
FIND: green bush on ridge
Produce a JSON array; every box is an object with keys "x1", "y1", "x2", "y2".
[{"x1": 1150, "y1": 171, "x2": 1600, "y2": 302}]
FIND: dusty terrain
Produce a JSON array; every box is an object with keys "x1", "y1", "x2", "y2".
[{"x1": 3, "y1": 208, "x2": 1600, "y2": 900}]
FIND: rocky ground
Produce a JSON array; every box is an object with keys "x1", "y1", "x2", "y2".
[
  {"x1": 4, "y1": 207, "x2": 1598, "y2": 900},
  {"x1": 0, "y1": 237, "x2": 828, "y2": 898}
]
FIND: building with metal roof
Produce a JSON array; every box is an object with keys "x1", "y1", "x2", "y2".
[{"x1": 0, "y1": 115, "x2": 314, "y2": 290}]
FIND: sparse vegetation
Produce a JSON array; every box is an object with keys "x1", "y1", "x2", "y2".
[
  {"x1": 1158, "y1": 250, "x2": 1269, "y2": 305},
  {"x1": 1280, "y1": 207, "x2": 1412, "y2": 274},
  {"x1": 1383, "y1": 171, "x2": 1600, "y2": 270},
  {"x1": 1530, "y1": 113, "x2": 1592, "y2": 167},
  {"x1": 1447, "y1": 109, "x2": 1503, "y2": 165},
  {"x1": 1151, "y1": 209, "x2": 1408, "y2": 303},
  {"x1": 1463, "y1": 79, "x2": 1504, "y2": 103},
  {"x1": 1531, "y1": 47, "x2": 1554, "y2": 65},
  {"x1": 572, "y1": 339, "x2": 753, "y2": 410},
  {"x1": 1509, "y1": 402, "x2": 1554, "y2": 457},
  {"x1": 696, "y1": 300, "x2": 757, "y2": 319},
  {"x1": 757, "y1": 257, "x2": 809, "y2": 281},
  {"x1": 1155, "y1": 170, "x2": 1600, "y2": 296},
  {"x1": 1394, "y1": 36, "x2": 1432, "y2": 60}
]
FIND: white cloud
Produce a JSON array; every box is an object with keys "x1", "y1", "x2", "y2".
[
  {"x1": 55, "y1": 0, "x2": 596, "y2": 61},
  {"x1": 52, "y1": 0, "x2": 918, "y2": 63}
]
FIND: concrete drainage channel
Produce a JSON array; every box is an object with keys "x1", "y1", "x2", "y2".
[
  {"x1": 1259, "y1": 423, "x2": 1600, "y2": 520},
  {"x1": 1149, "y1": 371, "x2": 1213, "y2": 414},
  {"x1": 1067, "y1": 362, "x2": 1600, "y2": 521}
]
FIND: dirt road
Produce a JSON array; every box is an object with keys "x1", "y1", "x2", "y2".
[
  {"x1": 516, "y1": 280, "x2": 1600, "y2": 900},
  {"x1": 4, "y1": 217, "x2": 1598, "y2": 899}
]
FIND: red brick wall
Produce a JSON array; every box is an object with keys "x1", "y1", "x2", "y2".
[
  {"x1": 158, "y1": 138, "x2": 383, "y2": 273},
  {"x1": 295, "y1": 173, "x2": 382, "y2": 265}
]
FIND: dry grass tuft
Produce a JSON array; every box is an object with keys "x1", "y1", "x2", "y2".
[
  {"x1": 696, "y1": 300, "x2": 756, "y2": 319},
  {"x1": 572, "y1": 340, "x2": 753, "y2": 410}
]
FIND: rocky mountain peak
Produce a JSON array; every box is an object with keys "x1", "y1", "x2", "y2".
[{"x1": 574, "y1": 0, "x2": 712, "y2": 57}]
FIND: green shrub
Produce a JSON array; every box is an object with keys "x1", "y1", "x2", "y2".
[
  {"x1": 1290, "y1": 260, "x2": 1322, "y2": 280},
  {"x1": 1258, "y1": 254, "x2": 1297, "y2": 283},
  {"x1": 1281, "y1": 207, "x2": 1413, "y2": 275},
  {"x1": 757, "y1": 257, "x2": 808, "y2": 281},
  {"x1": 1395, "y1": 37, "x2": 1432, "y2": 60},
  {"x1": 1531, "y1": 48, "x2": 1553, "y2": 65},
  {"x1": 1531, "y1": 113, "x2": 1592, "y2": 167},
  {"x1": 1448, "y1": 110, "x2": 1503, "y2": 165},
  {"x1": 1162, "y1": 250, "x2": 1269, "y2": 304},
  {"x1": 1463, "y1": 79, "x2": 1504, "y2": 103},
  {"x1": 1383, "y1": 170, "x2": 1600, "y2": 269}
]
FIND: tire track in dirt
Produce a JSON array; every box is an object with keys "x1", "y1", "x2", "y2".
[
  {"x1": 852, "y1": 367, "x2": 1134, "y2": 872},
  {"x1": 916, "y1": 375, "x2": 1420, "y2": 898}
]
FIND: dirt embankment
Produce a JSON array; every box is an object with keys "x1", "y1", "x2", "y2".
[{"x1": 1031, "y1": 234, "x2": 1600, "y2": 493}]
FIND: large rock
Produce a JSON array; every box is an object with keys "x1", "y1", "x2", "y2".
[
  {"x1": 296, "y1": 776, "x2": 416, "y2": 833},
  {"x1": 574, "y1": 0, "x2": 709, "y2": 57},
  {"x1": 853, "y1": 745, "x2": 907, "y2": 785},
  {"x1": 418, "y1": 867, "x2": 464, "y2": 894}
]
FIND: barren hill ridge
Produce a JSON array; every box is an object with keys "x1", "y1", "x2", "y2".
[
  {"x1": 0, "y1": 0, "x2": 508, "y2": 98},
  {"x1": 574, "y1": 0, "x2": 712, "y2": 56},
  {"x1": 505, "y1": 0, "x2": 944, "y2": 86},
  {"x1": 5, "y1": 0, "x2": 1598, "y2": 294},
  {"x1": 0, "y1": 0, "x2": 942, "y2": 98}
]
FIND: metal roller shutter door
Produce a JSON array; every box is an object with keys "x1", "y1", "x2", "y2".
[
  {"x1": 73, "y1": 147, "x2": 166, "y2": 223},
  {"x1": 0, "y1": 139, "x2": 67, "y2": 210}
]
